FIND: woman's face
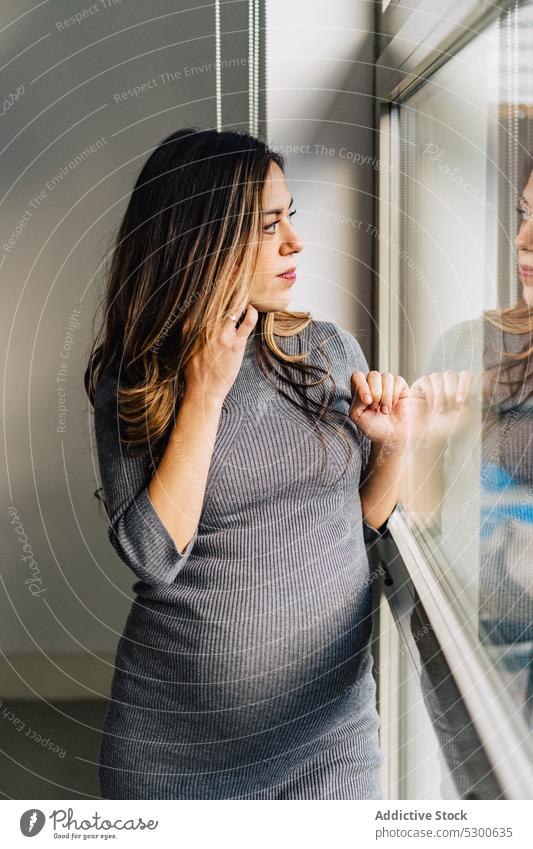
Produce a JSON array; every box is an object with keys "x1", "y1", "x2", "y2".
[
  {"x1": 515, "y1": 168, "x2": 533, "y2": 306},
  {"x1": 248, "y1": 161, "x2": 304, "y2": 312}
]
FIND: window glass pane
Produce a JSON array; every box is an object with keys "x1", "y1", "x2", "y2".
[{"x1": 398, "y1": 2, "x2": 533, "y2": 737}]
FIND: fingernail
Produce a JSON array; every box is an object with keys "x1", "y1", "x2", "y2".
[
  {"x1": 381, "y1": 404, "x2": 389, "y2": 415},
  {"x1": 364, "y1": 394, "x2": 372, "y2": 403}
]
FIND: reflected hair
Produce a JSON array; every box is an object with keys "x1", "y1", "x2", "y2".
[{"x1": 484, "y1": 151, "x2": 533, "y2": 404}]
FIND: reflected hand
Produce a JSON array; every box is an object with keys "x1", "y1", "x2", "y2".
[
  {"x1": 349, "y1": 370, "x2": 410, "y2": 445},
  {"x1": 408, "y1": 370, "x2": 476, "y2": 446}
]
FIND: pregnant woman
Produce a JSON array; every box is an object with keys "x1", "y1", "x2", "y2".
[{"x1": 85, "y1": 127, "x2": 409, "y2": 799}]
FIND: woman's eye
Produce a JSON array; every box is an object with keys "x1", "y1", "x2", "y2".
[{"x1": 264, "y1": 209, "x2": 298, "y2": 233}]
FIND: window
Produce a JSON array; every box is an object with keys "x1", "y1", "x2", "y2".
[{"x1": 378, "y1": 0, "x2": 533, "y2": 798}]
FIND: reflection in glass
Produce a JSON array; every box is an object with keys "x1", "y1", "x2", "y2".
[{"x1": 396, "y1": 3, "x2": 533, "y2": 745}]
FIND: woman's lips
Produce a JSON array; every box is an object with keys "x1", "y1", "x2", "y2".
[
  {"x1": 519, "y1": 264, "x2": 533, "y2": 280},
  {"x1": 277, "y1": 267, "x2": 297, "y2": 281}
]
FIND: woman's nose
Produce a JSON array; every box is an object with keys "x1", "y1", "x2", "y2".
[
  {"x1": 515, "y1": 220, "x2": 533, "y2": 251},
  {"x1": 281, "y1": 224, "x2": 304, "y2": 254}
]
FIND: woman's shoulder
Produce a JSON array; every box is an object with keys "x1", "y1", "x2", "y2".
[
  {"x1": 93, "y1": 362, "x2": 121, "y2": 409},
  {"x1": 93, "y1": 362, "x2": 131, "y2": 438},
  {"x1": 307, "y1": 318, "x2": 369, "y2": 373}
]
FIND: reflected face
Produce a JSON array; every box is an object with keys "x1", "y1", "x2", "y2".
[
  {"x1": 248, "y1": 162, "x2": 304, "y2": 312},
  {"x1": 515, "y1": 168, "x2": 533, "y2": 306}
]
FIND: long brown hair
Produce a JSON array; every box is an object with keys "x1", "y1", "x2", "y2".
[
  {"x1": 484, "y1": 153, "x2": 533, "y2": 404},
  {"x1": 85, "y1": 127, "x2": 354, "y2": 514}
]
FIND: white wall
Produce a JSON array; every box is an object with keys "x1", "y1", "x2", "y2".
[{"x1": 266, "y1": 0, "x2": 377, "y2": 360}]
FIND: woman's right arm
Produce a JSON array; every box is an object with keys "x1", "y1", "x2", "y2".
[
  {"x1": 94, "y1": 298, "x2": 258, "y2": 586},
  {"x1": 147, "y1": 300, "x2": 258, "y2": 554},
  {"x1": 146, "y1": 391, "x2": 225, "y2": 555}
]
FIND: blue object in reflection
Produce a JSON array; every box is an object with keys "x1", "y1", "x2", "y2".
[
  {"x1": 479, "y1": 462, "x2": 533, "y2": 724},
  {"x1": 480, "y1": 461, "x2": 533, "y2": 538}
]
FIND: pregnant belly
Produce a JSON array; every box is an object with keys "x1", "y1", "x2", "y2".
[{"x1": 110, "y1": 551, "x2": 374, "y2": 755}]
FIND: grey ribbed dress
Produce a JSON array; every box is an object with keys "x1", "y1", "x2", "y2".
[{"x1": 94, "y1": 318, "x2": 386, "y2": 800}]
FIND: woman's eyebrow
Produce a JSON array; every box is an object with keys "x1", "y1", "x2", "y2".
[{"x1": 263, "y1": 196, "x2": 294, "y2": 215}]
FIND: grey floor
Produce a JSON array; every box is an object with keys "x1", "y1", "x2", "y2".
[{"x1": 0, "y1": 700, "x2": 108, "y2": 799}]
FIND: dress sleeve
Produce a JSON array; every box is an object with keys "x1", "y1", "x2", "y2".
[
  {"x1": 93, "y1": 367, "x2": 199, "y2": 586},
  {"x1": 337, "y1": 326, "x2": 389, "y2": 545}
]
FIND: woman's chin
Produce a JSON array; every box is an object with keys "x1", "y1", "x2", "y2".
[
  {"x1": 521, "y1": 283, "x2": 533, "y2": 307},
  {"x1": 256, "y1": 293, "x2": 292, "y2": 312}
]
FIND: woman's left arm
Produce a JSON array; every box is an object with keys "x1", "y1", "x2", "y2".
[
  {"x1": 349, "y1": 370, "x2": 410, "y2": 530},
  {"x1": 359, "y1": 439, "x2": 406, "y2": 529}
]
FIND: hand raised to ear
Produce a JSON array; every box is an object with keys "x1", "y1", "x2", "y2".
[{"x1": 183, "y1": 298, "x2": 258, "y2": 406}]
